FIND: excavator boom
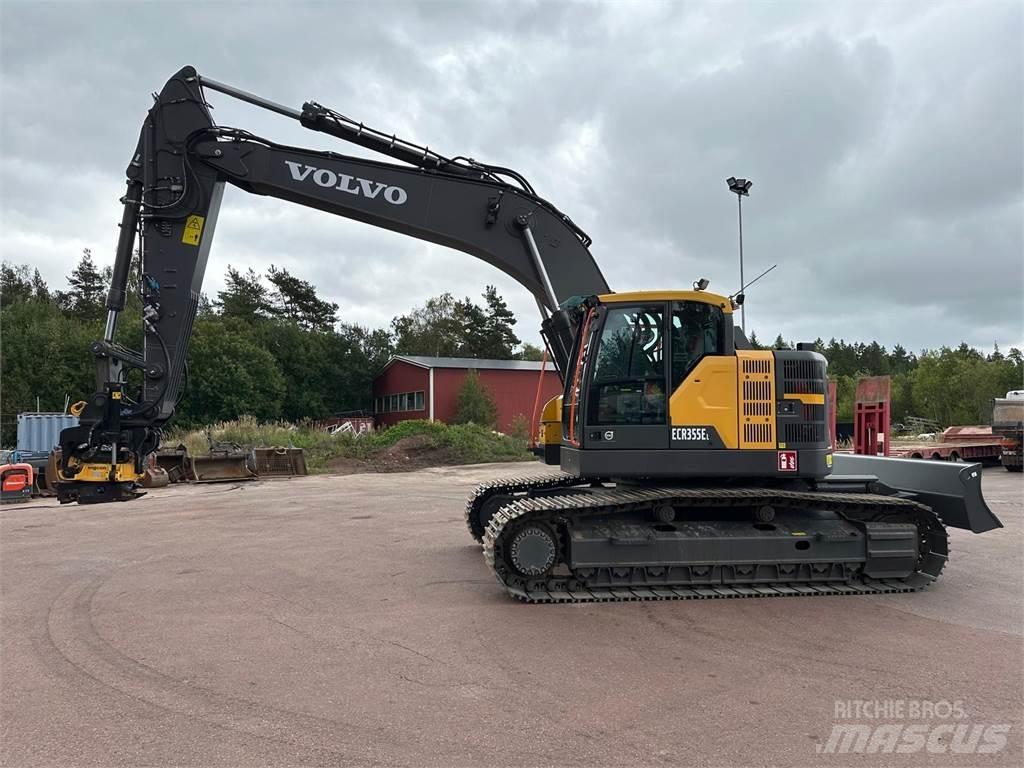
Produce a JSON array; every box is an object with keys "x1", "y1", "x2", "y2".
[{"x1": 57, "y1": 66, "x2": 607, "y2": 501}]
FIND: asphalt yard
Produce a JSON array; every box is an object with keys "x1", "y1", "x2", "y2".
[{"x1": 2, "y1": 464, "x2": 1021, "y2": 766}]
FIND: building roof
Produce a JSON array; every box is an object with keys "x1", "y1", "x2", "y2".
[{"x1": 380, "y1": 355, "x2": 549, "y2": 373}]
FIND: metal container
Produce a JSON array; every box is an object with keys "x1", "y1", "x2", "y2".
[
  {"x1": 993, "y1": 397, "x2": 1024, "y2": 430},
  {"x1": 253, "y1": 447, "x2": 308, "y2": 477},
  {"x1": 16, "y1": 412, "x2": 78, "y2": 453}
]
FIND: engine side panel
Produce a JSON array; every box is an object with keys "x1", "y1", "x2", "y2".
[{"x1": 669, "y1": 356, "x2": 738, "y2": 449}]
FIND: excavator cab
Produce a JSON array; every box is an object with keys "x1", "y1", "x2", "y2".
[{"x1": 539, "y1": 290, "x2": 833, "y2": 481}]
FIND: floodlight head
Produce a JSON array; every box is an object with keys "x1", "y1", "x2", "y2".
[
  {"x1": 727, "y1": 177, "x2": 752, "y2": 196},
  {"x1": 693, "y1": 278, "x2": 710, "y2": 291}
]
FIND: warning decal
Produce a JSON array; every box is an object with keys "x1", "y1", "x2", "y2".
[
  {"x1": 182, "y1": 215, "x2": 205, "y2": 246},
  {"x1": 777, "y1": 450, "x2": 798, "y2": 472}
]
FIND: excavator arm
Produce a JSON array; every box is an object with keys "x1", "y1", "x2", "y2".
[{"x1": 56, "y1": 66, "x2": 608, "y2": 503}]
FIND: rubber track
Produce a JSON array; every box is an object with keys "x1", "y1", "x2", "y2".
[
  {"x1": 464, "y1": 472, "x2": 580, "y2": 542},
  {"x1": 479, "y1": 483, "x2": 948, "y2": 604}
]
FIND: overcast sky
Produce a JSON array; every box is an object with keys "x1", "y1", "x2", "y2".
[{"x1": 2, "y1": 0, "x2": 1021, "y2": 353}]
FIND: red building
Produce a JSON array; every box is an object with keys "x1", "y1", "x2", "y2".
[{"x1": 373, "y1": 356, "x2": 562, "y2": 433}]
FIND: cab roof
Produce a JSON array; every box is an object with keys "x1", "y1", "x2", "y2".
[{"x1": 597, "y1": 290, "x2": 734, "y2": 314}]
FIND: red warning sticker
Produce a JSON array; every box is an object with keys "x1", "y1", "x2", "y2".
[{"x1": 777, "y1": 450, "x2": 798, "y2": 472}]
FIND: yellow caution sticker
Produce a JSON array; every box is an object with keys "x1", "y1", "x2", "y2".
[
  {"x1": 826, "y1": 453, "x2": 833, "y2": 468},
  {"x1": 182, "y1": 214, "x2": 205, "y2": 246},
  {"x1": 111, "y1": 391, "x2": 122, "y2": 400}
]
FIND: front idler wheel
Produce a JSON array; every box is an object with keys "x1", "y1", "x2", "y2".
[
  {"x1": 506, "y1": 523, "x2": 558, "y2": 578},
  {"x1": 476, "y1": 494, "x2": 512, "y2": 538}
]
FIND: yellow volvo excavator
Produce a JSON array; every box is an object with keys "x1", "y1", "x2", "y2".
[{"x1": 57, "y1": 67, "x2": 1000, "y2": 603}]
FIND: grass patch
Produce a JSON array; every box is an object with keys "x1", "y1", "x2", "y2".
[{"x1": 165, "y1": 416, "x2": 533, "y2": 473}]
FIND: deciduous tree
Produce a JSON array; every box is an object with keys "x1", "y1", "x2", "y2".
[{"x1": 516, "y1": 342, "x2": 545, "y2": 361}]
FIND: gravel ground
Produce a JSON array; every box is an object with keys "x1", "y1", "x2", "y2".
[{"x1": 2, "y1": 464, "x2": 1021, "y2": 767}]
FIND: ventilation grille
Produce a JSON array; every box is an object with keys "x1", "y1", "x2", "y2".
[
  {"x1": 745, "y1": 422, "x2": 774, "y2": 445},
  {"x1": 743, "y1": 358, "x2": 771, "y2": 375},
  {"x1": 802, "y1": 404, "x2": 825, "y2": 422},
  {"x1": 739, "y1": 353, "x2": 775, "y2": 448},
  {"x1": 743, "y1": 380, "x2": 772, "y2": 416},
  {"x1": 782, "y1": 359, "x2": 827, "y2": 394},
  {"x1": 783, "y1": 359, "x2": 823, "y2": 380},
  {"x1": 785, "y1": 423, "x2": 826, "y2": 445},
  {"x1": 784, "y1": 379, "x2": 826, "y2": 395}
]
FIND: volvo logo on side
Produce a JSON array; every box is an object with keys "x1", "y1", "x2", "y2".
[{"x1": 284, "y1": 161, "x2": 408, "y2": 205}]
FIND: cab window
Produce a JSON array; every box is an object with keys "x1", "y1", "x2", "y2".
[
  {"x1": 588, "y1": 305, "x2": 666, "y2": 425},
  {"x1": 671, "y1": 301, "x2": 724, "y2": 389}
]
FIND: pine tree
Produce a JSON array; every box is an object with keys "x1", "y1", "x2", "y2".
[
  {"x1": 1, "y1": 263, "x2": 48, "y2": 308},
  {"x1": 266, "y1": 264, "x2": 338, "y2": 332},
  {"x1": 476, "y1": 285, "x2": 519, "y2": 358},
  {"x1": 391, "y1": 287, "x2": 520, "y2": 359},
  {"x1": 196, "y1": 292, "x2": 216, "y2": 318},
  {"x1": 453, "y1": 296, "x2": 489, "y2": 355},
  {"x1": 860, "y1": 341, "x2": 889, "y2": 375},
  {"x1": 216, "y1": 266, "x2": 270, "y2": 321},
  {"x1": 58, "y1": 248, "x2": 106, "y2": 320},
  {"x1": 889, "y1": 344, "x2": 914, "y2": 375},
  {"x1": 31, "y1": 268, "x2": 49, "y2": 301}
]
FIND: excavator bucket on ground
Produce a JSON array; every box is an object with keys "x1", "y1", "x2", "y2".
[
  {"x1": 155, "y1": 443, "x2": 255, "y2": 483},
  {"x1": 188, "y1": 443, "x2": 257, "y2": 483},
  {"x1": 253, "y1": 448, "x2": 308, "y2": 478}
]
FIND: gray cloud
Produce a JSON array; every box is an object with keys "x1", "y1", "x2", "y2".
[{"x1": 2, "y1": 0, "x2": 1021, "y2": 352}]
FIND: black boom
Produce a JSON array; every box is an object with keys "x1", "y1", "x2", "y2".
[{"x1": 60, "y1": 66, "x2": 609, "y2": 493}]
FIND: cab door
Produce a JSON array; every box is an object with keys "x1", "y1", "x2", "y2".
[
  {"x1": 667, "y1": 300, "x2": 734, "y2": 450},
  {"x1": 579, "y1": 303, "x2": 670, "y2": 450}
]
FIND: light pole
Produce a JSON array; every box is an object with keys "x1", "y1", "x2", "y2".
[{"x1": 726, "y1": 176, "x2": 752, "y2": 333}]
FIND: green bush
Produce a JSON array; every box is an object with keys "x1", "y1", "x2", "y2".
[
  {"x1": 453, "y1": 370, "x2": 498, "y2": 427},
  {"x1": 508, "y1": 413, "x2": 531, "y2": 440}
]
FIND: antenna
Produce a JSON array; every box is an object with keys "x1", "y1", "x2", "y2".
[{"x1": 729, "y1": 263, "x2": 778, "y2": 306}]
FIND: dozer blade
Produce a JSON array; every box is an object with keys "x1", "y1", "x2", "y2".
[{"x1": 829, "y1": 454, "x2": 1002, "y2": 533}]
